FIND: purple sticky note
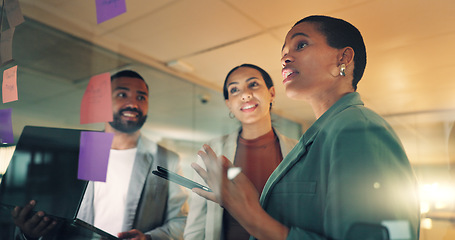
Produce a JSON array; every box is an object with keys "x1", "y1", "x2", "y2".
[
  {"x1": 95, "y1": 0, "x2": 126, "y2": 24},
  {"x1": 78, "y1": 131, "x2": 114, "y2": 182},
  {"x1": 0, "y1": 108, "x2": 14, "y2": 144}
]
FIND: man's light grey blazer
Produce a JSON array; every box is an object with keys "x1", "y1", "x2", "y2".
[{"x1": 78, "y1": 135, "x2": 189, "y2": 240}]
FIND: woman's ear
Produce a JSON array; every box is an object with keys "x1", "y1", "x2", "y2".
[
  {"x1": 225, "y1": 99, "x2": 231, "y2": 110},
  {"x1": 269, "y1": 86, "x2": 276, "y2": 102},
  {"x1": 339, "y1": 47, "x2": 355, "y2": 66}
]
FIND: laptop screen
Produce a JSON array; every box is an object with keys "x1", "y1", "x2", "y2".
[{"x1": 0, "y1": 126, "x2": 89, "y2": 221}]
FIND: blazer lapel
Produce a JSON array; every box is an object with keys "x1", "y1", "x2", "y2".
[
  {"x1": 224, "y1": 130, "x2": 239, "y2": 161},
  {"x1": 260, "y1": 127, "x2": 318, "y2": 206},
  {"x1": 76, "y1": 181, "x2": 95, "y2": 224},
  {"x1": 121, "y1": 138, "x2": 154, "y2": 231},
  {"x1": 260, "y1": 93, "x2": 362, "y2": 207},
  {"x1": 260, "y1": 140, "x2": 307, "y2": 205}
]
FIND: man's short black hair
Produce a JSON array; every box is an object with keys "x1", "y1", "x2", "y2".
[{"x1": 111, "y1": 70, "x2": 149, "y2": 90}]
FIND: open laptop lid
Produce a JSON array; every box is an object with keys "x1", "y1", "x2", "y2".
[{"x1": 0, "y1": 125, "x2": 89, "y2": 221}]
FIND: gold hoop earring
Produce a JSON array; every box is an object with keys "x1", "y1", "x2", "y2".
[
  {"x1": 340, "y1": 64, "x2": 346, "y2": 76},
  {"x1": 229, "y1": 112, "x2": 235, "y2": 119}
]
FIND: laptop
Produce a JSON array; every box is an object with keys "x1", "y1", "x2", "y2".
[{"x1": 0, "y1": 126, "x2": 118, "y2": 240}]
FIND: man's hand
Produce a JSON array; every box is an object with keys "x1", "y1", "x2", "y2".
[
  {"x1": 11, "y1": 200, "x2": 57, "y2": 239},
  {"x1": 117, "y1": 229, "x2": 151, "y2": 240}
]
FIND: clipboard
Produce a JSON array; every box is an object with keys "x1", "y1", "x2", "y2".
[{"x1": 152, "y1": 166, "x2": 212, "y2": 192}]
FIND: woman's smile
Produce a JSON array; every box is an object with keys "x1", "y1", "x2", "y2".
[{"x1": 240, "y1": 103, "x2": 258, "y2": 112}]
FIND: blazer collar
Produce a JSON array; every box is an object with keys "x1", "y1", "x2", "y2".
[
  {"x1": 260, "y1": 92, "x2": 364, "y2": 205},
  {"x1": 122, "y1": 135, "x2": 155, "y2": 230}
]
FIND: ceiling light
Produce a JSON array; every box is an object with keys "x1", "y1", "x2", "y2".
[{"x1": 166, "y1": 60, "x2": 193, "y2": 73}]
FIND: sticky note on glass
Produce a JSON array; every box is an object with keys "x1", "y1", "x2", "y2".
[
  {"x1": 381, "y1": 220, "x2": 411, "y2": 240},
  {"x1": 80, "y1": 72, "x2": 112, "y2": 124},
  {"x1": 95, "y1": 0, "x2": 126, "y2": 24},
  {"x1": 2, "y1": 65, "x2": 18, "y2": 103},
  {"x1": 0, "y1": 28, "x2": 14, "y2": 65},
  {"x1": 78, "y1": 131, "x2": 114, "y2": 182},
  {"x1": 4, "y1": 0, "x2": 25, "y2": 28},
  {"x1": 0, "y1": 108, "x2": 14, "y2": 144}
]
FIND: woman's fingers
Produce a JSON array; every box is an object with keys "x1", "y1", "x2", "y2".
[
  {"x1": 191, "y1": 162, "x2": 208, "y2": 181},
  {"x1": 191, "y1": 161, "x2": 222, "y2": 205},
  {"x1": 192, "y1": 188, "x2": 219, "y2": 204},
  {"x1": 195, "y1": 146, "x2": 233, "y2": 206},
  {"x1": 220, "y1": 155, "x2": 231, "y2": 183},
  {"x1": 202, "y1": 144, "x2": 219, "y2": 161},
  {"x1": 198, "y1": 146, "x2": 222, "y2": 174}
]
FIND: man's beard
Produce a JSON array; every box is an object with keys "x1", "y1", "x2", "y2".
[{"x1": 108, "y1": 107, "x2": 147, "y2": 133}]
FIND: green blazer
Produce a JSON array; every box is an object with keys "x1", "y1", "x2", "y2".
[{"x1": 257, "y1": 92, "x2": 420, "y2": 240}]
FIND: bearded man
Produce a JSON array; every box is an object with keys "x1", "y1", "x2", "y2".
[{"x1": 13, "y1": 70, "x2": 188, "y2": 240}]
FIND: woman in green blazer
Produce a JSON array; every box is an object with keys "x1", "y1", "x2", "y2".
[{"x1": 192, "y1": 15, "x2": 420, "y2": 240}]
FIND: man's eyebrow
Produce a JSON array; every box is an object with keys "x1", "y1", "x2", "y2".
[
  {"x1": 282, "y1": 32, "x2": 310, "y2": 51},
  {"x1": 114, "y1": 86, "x2": 129, "y2": 91},
  {"x1": 113, "y1": 87, "x2": 148, "y2": 96}
]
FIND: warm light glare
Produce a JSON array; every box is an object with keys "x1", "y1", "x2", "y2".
[
  {"x1": 420, "y1": 202, "x2": 430, "y2": 214},
  {"x1": 0, "y1": 145, "x2": 15, "y2": 175},
  {"x1": 435, "y1": 202, "x2": 447, "y2": 209},
  {"x1": 419, "y1": 182, "x2": 455, "y2": 212},
  {"x1": 421, "y1": 218, "x2": 433, "y2": 230},
  {"x1": 420, "y1": 183, "x2": 455, "y2": 201}
]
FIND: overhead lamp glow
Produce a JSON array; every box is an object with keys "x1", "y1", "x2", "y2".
[{"x1": 166, "y1": 60, "x2": 194, "y2": 73}]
